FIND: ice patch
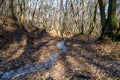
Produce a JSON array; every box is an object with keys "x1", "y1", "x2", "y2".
[{"x1": 0, "y1": 40, "x2": 67, "y2": 79}]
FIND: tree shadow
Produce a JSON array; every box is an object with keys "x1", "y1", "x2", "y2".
[
  {"x1": 0, "y1": 23, "x2": 27, "y2": 51},
  {"x1": 1, "y1": 29, "x2": 49, "y2": 69},
  {"x1": 65, "y1": 36, "x2": 120, "y2": 79},
  {"x1": 0, "y1": 26, "x2": 119, "y2": 79},
  {"x1": 59, "y1": 51, "x2": 93, "y2": 80},
  {"x1": 81, "y1": 54, "x2": 120, "y2": 77},
  {"x1": 0, "y1": 19, "x2": 51, "y2": 74}
]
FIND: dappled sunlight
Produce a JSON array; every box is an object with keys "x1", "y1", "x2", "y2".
[
  {"x1": 0, "y1": 16, "x2": 119, "y2": 80},
  {"x1": 0, "y1": 35, "x2": 68, "y2": 79},
  {"x1": 0, "y1": 0, "x2": 120, "y2": 79},
  {"x1": 59, "y1": 36, "x2": 120, "y2": 79},
  {"x1": 0, "y1": 43, "x2": 25, "y2": 61},
  {"x1": 66, "y1": 55, "x2": 86, "y2": 71},
  {"x1": 0, "y1": 32, "x2": 120, "y2": 79},
  {"x1": 9, "y1": 48, "x2": 25, "y2": 61},
  {"x1": 42, "y1": 61, "x2": 66, "y2": 80}
]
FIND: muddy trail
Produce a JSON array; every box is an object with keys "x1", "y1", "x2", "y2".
[{"x1": 0, "y1": 18, "x2": 120, "y2": 80}]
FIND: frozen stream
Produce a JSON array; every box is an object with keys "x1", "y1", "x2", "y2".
[{"x1": 0, "y1": 39, "x2": 67, "y2": 79}]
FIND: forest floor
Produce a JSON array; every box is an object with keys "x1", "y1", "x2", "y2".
[{"x1": 0, "y1": 17, "x2": 120, "y2": 80}]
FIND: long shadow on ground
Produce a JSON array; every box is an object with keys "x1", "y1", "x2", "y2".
[
  {"x1": 0, "y1": 21, "x2": 49, "y2": 73},
  {"x1": 64, "y1": 35, "x2": 120, "y2": 79}
]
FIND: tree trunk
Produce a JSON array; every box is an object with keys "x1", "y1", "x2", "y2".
[
  {"x1": 98, "y1": 0, "x2": 119, "y2": 41},
  {"x1": 31, "y1": 0, "x2": 38, "y2": 25},
  {"x1": 20, "y1": 0, "x2": 25, "y2": 23},
  {"x1": 107, "y1": 0, "x2": 118, "y2": 39},
  {"x1": 9, "y1": 0, "x2": 17, "y2": 20},
  {"x1": 0, "y1": 0, "x2": 4, "y2": 7},
  {"x1": 59, "y1": 0, "x2": 63, "y2": 27},
  {"x1": 89, "y1": 1, "x2": 98, "y2": 34},
  {"x1": 98, "y1": 0, "x2": 107, "y2": 40},
  {"x1": 62, "y1": 0, "x2": 68, "y2": 32},
  {"x1": 81, "y1": 0, "x2": 84, "y2": 34}
]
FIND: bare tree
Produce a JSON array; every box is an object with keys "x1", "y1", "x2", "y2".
[{"x1": 9, "y1": 0, "x2": 17, "y2": 20}]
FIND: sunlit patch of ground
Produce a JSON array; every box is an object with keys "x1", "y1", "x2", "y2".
[
  {"x1": 0, "y1": 18, "x2": 120, "y2": 80},
  {"x1": 0, "y1": 34, "x2": 119, "y2": 80}
]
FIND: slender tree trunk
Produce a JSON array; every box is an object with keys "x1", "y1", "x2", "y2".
[
  {"x1": 37, "y1": 0, "x2": 42, "y2": 27},
  {"x1": 89, "y1": 1, "x2": 98, "y2": 34},
  {"x1": 0, "y1": 0, "x2": 4, "y2": 15},
  {"x1": 0, "y1": 0, "x2": 4, "y2": 7},
  {"x1": 31, "y1": 0, "x2": 38, "y2": 25},
  {"x1": 98, "y1": 0, "x2": 106, "y2": 40},
  {"x1": 81, "y1": 0, "x2": 85, "y2": 34},
  {"x1": 20, "y1": 0, "x2": 25, "y2": 23},
  {"x1": 9, "y1": 0, "x2": 17, "y2": 20},
  {"x1": 62, "y1": 0, "x2": 68, "y2": 32},
  {"x1": 59, "y1": 0, "x2": 63, "y2": 28}
]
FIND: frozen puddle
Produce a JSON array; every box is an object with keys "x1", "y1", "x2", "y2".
[{"x1": 0, "y1": 40, "x2": 67, "y2": 79}]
